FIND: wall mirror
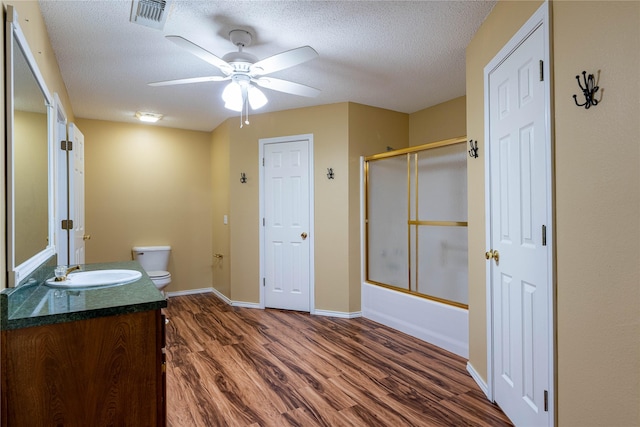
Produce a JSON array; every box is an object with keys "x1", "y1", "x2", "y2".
[{"x1": 6, "y1": 5, "x2": 55, "y2": 286}]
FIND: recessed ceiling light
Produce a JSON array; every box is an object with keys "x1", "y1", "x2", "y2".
[{"x1": 135, "y1": 111, "x2": 163, "y2": 123}]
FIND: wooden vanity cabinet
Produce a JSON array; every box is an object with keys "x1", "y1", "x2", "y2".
[{"x1": 1, "y1": 309, "x2": 166, "y2": 426}]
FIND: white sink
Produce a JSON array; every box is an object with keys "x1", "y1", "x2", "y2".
[{"x1": 46, "y1": 269, "x2": 142, "y2": 288}]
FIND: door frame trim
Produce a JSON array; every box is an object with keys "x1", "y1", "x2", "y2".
[
  {"x1": 54, "y1": 93, "x2": 69, "y2": 265},
  {"x1": 483, "y1": 2, "x2": 555, "y2": 424},
  {"x1": 258, "y1": 134, "x2": 315, "y2": 312},
  {"x1": 67, "y1": 123, "x2": 85, "y2": 264}
]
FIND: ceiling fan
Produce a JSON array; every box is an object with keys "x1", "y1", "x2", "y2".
[{"x1": 149, "y1": 29, "x2": 320, "y2": 125}]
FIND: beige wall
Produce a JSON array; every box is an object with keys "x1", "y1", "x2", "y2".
[
  {"x1": 1, "y1": 1, "x2": 75, "y2": 289},
  {"x1": 223, "y1": 103, "x2": 350, "y2": 308},
  {"x1": 14, "y1": 111, "x2": 48, "y2": 265},
  {"x1": 467, "y1": 1, "x2": 640, "y2": 425},
  {"x1": 5, "y1": 1, "x2": 74, "y2": 120},
  {"x1": 211, "y1": 121, "x2": 231, "y2": 297},
  {"x1": 466, "y1": 0, "x2": 542, "y2": 391},
  {"x1": 553, "y1": 1, "x2": 639, "y2": 425},
  {"x1": 216, "y1": 102, "x2": 407, "y2": 313},
  {"x1": 348, "y1": 103, "x2": 409, "y2": 311},
  {"x1": 409, "y1": 96, "x2": 467, "y2": 146},
  {"x1": 7, "y1": 2, "x2": 639, "y2": 423},
  {"x1": 76, "y1": 119, "x2": 213, "y2": 294}
]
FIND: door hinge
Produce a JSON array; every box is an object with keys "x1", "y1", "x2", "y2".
[
  {"x1": 539, "y1": 60, "x2": 544, "y2": 81},
  {"x1": 544, "y1": 390, "x2": 549, "y2": 412},
  {"x1": 61, "y1": 219, "x2": 74, "y2": 230},
  {"x1": 542, "y1": 224, "x2": 547, "y2": 246},
  {"x1": 262, "y1": 157, "x2": 265, "y2": 166},
  {"x1": 263, "y1": 278, "x2": 266, "y2": 287},
  {"x1": 263, "y1": 218, "x2": 265, "y2": 226},
  {"x1": 61, "y1": 140, "x2": 73, "y2": 151}
]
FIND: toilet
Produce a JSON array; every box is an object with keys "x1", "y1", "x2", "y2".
[{"x1": 132, "y1": 245, "x2": 172, "y2": 293}]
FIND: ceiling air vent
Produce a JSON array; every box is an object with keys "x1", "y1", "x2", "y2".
[{"x1": 130, "y1": 0, "x2": 172, "y2": 30}]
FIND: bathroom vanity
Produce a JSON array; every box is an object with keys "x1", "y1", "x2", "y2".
[{"x1": 0, "y1": 261, "x2": 168, "y2": 426}]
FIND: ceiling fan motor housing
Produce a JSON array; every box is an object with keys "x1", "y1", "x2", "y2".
[
  {"x1": 231, "y1": 74, "x2": 251, "y2": 87},
  {"x1": 223, "y1": 30, "x2": 257, "y2": 71},
  {"x1": 222, "y1": 51, "x2": 258, "y2": 70},
  {"x1": 229, "y1": 29, "x2": 252, "y2": 47}
]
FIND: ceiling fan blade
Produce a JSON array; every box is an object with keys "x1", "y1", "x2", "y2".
[
  {"x1": 250, "y1": 46, "x2": 318, "y2": 76},
  {"x1": 254, "y1": 77, "x2": 320, "y2": 98},
  {"x1": 166, "y1": 35, "x2": 233, "y2": 74},
  {"x1": 148, "y1": 76, "x2": 229, "y2": 87}
]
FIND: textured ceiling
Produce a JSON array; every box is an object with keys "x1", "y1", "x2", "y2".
[{"x1": 39, "y1": 0, "x2": 496, "y2": 132}]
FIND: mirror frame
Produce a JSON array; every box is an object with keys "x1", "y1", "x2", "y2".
[{"x1": 6, "y1": 5, "x2": 56, "y2": 286}]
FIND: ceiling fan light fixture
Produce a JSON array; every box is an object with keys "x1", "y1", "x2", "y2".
[
  {"x1": 248, "y1": 85, "x2": 267, "y2": 110},
  {"x1": 222, "y1": 82, "x2": 243, "y2": 112},
  {"x1": 135, "y1": 111, "x2": 163, "y2": 123},
  {"x1": 222, "y1": 80, "x2": 267, "y2": 112}
]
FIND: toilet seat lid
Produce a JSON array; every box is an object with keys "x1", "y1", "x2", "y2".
[{"x1": 148, "y1": 270, "x2": 171, "y2": 279}]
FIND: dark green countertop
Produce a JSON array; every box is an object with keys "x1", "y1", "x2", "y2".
[{"x1": 0, "y1": 261, "x2": 168, "y2": 331}]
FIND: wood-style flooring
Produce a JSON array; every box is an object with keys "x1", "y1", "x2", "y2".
[{"x1": 164, "y1": 293, "x2": 512, "y2": 427}]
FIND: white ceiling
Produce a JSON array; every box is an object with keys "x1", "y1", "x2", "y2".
[{"x1": 39, "y1": 0, "x2": 496, "y2": 132}]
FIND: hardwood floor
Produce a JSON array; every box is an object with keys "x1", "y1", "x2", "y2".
[{"x1": 164, "y1": 293, "x2": 512, "y2": 427}]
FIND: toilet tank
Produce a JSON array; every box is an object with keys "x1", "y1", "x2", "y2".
[{"x1": 132, "y1": 245, "x2": 171, "y2": 272}]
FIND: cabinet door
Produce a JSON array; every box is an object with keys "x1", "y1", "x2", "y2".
[
  {"x1": 158, "y1": 312, "x2": 167, "y2": 425},
  {"x1": 2, "y1": 310, "x2": 162, "y2": 426}
]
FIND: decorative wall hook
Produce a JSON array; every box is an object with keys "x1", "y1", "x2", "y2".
[
  {"x1": 573, "y1": 70, "x2": 601, "y2": 109},
  {"x1": 240, "y1": 172, "x2": 247, "y2": 184},
  {"x1": 326, "y1": 168, "x2": 335, "y2": 179},
  {"x1": 468, "y1": 140, "x2": 479, "y2": 158}
]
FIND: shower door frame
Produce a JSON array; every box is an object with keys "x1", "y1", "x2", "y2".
[{"x1": 364, "y1": 136, "x2": 468, "y2": 309}]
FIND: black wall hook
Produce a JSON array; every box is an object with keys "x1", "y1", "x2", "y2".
[
  {"x1": 573, "y1": 71, "x2": 601, "y2": 109},
  {"x1": 240, "y1": 172, "x2": 247, "y2": 184},
  {"x1": 327, "y1": 168, "x2": 335, "y2": 179},
  {"x1": 468, "y1": 140, "x2": 479, "y2": 158}
]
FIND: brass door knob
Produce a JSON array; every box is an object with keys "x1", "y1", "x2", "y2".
[
  {"x1": 485, "y1": 249, "x2": 499, "y2": 263},
  {"x1": 83, "y1": 234, "x2": 91, "y2": 241},
  {"x1": 301, "y1": 232, "x2": 308, "y2": 240}
]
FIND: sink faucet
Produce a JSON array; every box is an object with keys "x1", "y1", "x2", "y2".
[
  {"x1": 54, "y1": 265, "x2": 81, "y2": 281},
  {"x1": 66, "y1": 265, "x2": 81, "y2": 275}
]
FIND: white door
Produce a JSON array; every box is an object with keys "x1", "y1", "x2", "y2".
[
  {"x1": 68, "y1": 123, "x2": 86, "y2": 264},
  {"x1": 262, "y1": 137, "x2": 312, "y2": 311},
  {"x1": 487, "y1": 22, "x2": 552, "y2": 427}
]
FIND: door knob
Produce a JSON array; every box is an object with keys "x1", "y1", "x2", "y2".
[
  {"x1": 83, "y1": 234, "x2": 91, "y2": 241},
  {"x1": 485, "y1": 249, "x2": 499, "y2": 263},
  {"x1": 301, "y1": 232, "x2": 308, "y2": 240}
]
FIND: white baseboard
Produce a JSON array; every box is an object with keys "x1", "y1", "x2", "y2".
[
  {"x1": 190, "y1": 289, "x2": 361, "y2": 316},
  {"x1": 209, "y1": 287, "x2": 232, "y2": 305},
  {"x1": 232, "y1": 301, "x2": 262, "y2": 309},
  {"x1": 165, "y1": 287, "x2": 213, "y2": 297},
  {"x1": 362, "y1": 282, "x2": 468, "y2": 358},
  {"x1": 313, "y1": 309, "x2": 362, "y2": 318},
  {"x1": 467, "y1": 361, "x2": 490, "y2": 399},
  {"x1": 169, "y1": 287, "x2": 261, "y2": 309}
]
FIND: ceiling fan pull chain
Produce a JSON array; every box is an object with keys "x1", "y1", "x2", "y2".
[{"x1": 244, "y1": 94, "x2": 250, "y2": 126}]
